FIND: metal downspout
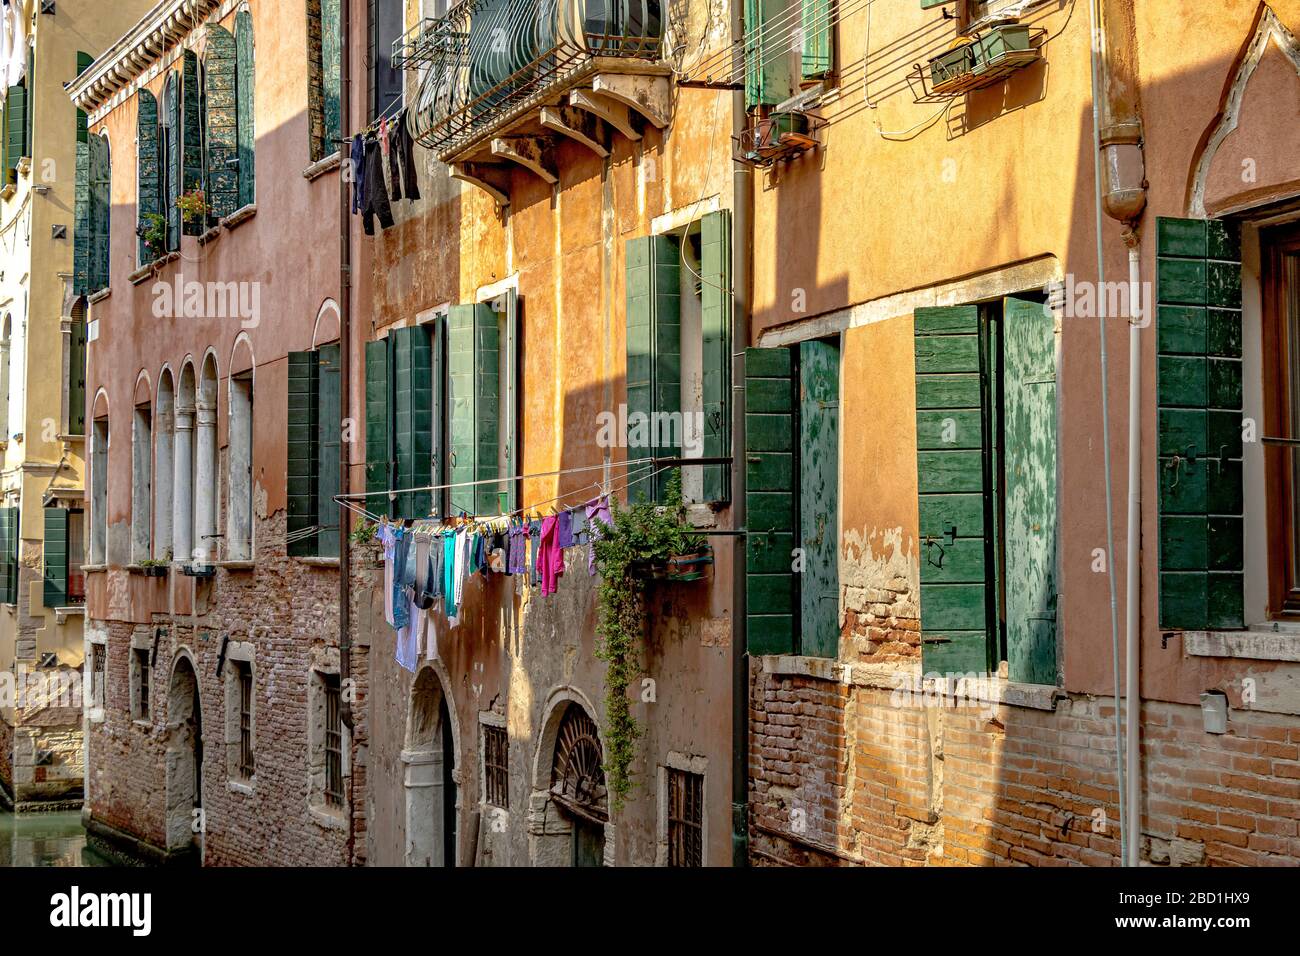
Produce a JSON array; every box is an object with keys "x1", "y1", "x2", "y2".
[{"x1": 339, "y1": 0, "x2": 356, "y2": 867}]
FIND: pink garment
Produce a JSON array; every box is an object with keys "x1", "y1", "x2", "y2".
[{"x1": 538, "y1": 514, "x2": 565, "y2": 596}]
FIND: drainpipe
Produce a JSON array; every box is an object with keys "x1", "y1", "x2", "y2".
[
  {"x1": 1090, "y1": 0, "x2": 1147, "y2": 866},
  {"x1": 339, "y1": 0, "x2": 356, "y2": 867},
  {"x1": 730, "y1": 0, "x2": 753, "y2": 869}
]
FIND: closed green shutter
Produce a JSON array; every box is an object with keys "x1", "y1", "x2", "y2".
[
  {"x1": 89, "y1": 134, "x2": 111, "y2": 293},
  {"x1": 700, "y1": 211, "x2": 732, "y2": 503},
  {"x1": 392, "y1": 325, "x2": 435, "y2": 519},
  {"x1": 746, "y1": 346, "x2": 797, "y2": 655},
  {"x1": 236, "y1": 10, "x2": 256, "y2": 208},
  {"x1": 1002, "y1": 296, "x2": 1058, "y2": 684},
  {"x1": 448, "y1": 304, "x2": 501, "y2": 516},
  {"x1": 317, "y1": 344, "x2": 342, "y2": 558},
  {"x1": 626, "y1": 234, "x2": 681, "y2": 502},
  {"x1": 68, "y1": 320, "x2": 87, "y2": 437},
  {"x1": 166, "y1": 72, "x2": 181, "y2": 250},
  {"x1": 365, "y1": 338, "x2": 392, "y2": 516},
  {"x1": 204, "y1": 25, "x2": 239, "y2": 221},
  {"x1": 744, "y1": 0, "x2": 795, "y2": 110},
  {"x1": 44, "y1": 508, "x2": 69, "y2": 609},
  {"x1": 1157, "y1": 217, "x2": 1244, "y2": 629},
  {"x1": 322, "y1": 0, "x2": 342, "y2": 152},
  {"x1": 73, "y1": 140, "x2": 89, "y2": 295},
  {"x1": 799, "y1": 339, "x2": 839, "y2": 658},
  {"x1": 501, "y1": 291, "x2": 519, "y2": 512},
  {"x1": 914, "y1": 305, "x2": 994, "y2": 675},
  {"x1": 137, "y1": 89, "x2": 160, "y2": 263},
  {"x1": 801, "y1": 0, "x2": 832, "y2": 80},
  {"x1": 921, "y1": 0, "x2": 956, "y2": 8},
  {"x1": 77, "y1": 52, "x2": 93, "y2": 145},
  {"x1": 181, "y1": 51, "x2": 203, "y2": 236},
  {"x1": 5, "y1": 84, "x2": 25, "y2": 174},
  {"x1": 0, "y1": 507, "x2": 16, "y2": 605},
  {"x1": 287, "y1": 350, "x2": 319, "y2": 557}
]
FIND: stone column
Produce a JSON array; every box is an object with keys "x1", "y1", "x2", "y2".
[
  {"x1": 173, "y1": 406, "x2": 193, "y2": 563},
  {"x1": 194, "y1": 399, "x2": 217, "y2": 564}
]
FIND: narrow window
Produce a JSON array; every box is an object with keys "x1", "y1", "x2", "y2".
[
  {"x1": 308, "y1": 0, "x2": 342, "y2": 161},
  {"x1": 133, "y1": 647, "x2": 151, "y2": 720},
  {"x1": 67, "y1": 510, "x2": 86, "y2": 604},
  {"x1": 482, "y1": 723, "x2": 508, "y2": 809},
  {"x1": 1264, "y1": 222, "x2": 1300, "y2": 614},
  {"x1": 154, "y1": 372, "x2": 176, "y2": 560},
  {"x1": 132, "y1": 403, "x2": 153, "y2": 562},
  {"x1": 67, "y1": 311, "x2": 87, "y2": 437},
  {"x1": 369, "y1": 0, "x2": 405, "y2": 122},
  {"x1": 228, "y1": 371, "x2": 254, "y2": 560},
  {"x1": 236, "y1": 661, "x2": 254, "y2": 779},
  {"x1": 90, "y1": 643, "x2": 106, "y2": 709},
  {"x1": 286, "y1": 346, "x2": 340, "y2": 556},
  {"x1": 667, "y1": 768, "x2": 704, "y2": 867},
  {"x1": 91, "y1": 417, "x2": 108, "y2": 565},
  {"x1": 323, "y1": 673, "x2": 343, "y2": 807}
]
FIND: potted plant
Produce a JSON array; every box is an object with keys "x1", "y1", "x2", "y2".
[
  {"x1": 138, "y1": 556, "x2": 170, "y2": 578},
  {"x1": 176, "y1": 188, "x2": 210, "y2": 225},
  {"x1": 136, "y1": 212, "x2": 168, "y2": 262},
  {"x1": 929, "y1": 36, "x2": 978, "y2": 93},
  {"x1": 972, "y1": 22, "x2": 1035, "y2": 74}
]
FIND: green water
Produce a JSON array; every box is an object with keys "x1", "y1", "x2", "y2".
[{"x1": 0, "y1": 809, "x2": 112, "y2": 867}]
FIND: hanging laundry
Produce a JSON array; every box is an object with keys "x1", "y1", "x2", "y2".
[
  {"x1": 585, "y1": 495, "x2": 613, "y2": 575},
  {"x1": 528, "y1": 521, "x2": 542, "y2": 586},
  {"x1": 442, "y1": 530, "x2": 458, "y2": 617},
  {"x1": 361, "y1": 136, "x2": 394, "y2": 235},
  {"x1": 508, "y1": 521, "x2": 527, "y2": 575},
  {"x1": 539, "y1": 514, "x2": 565, "y2": 597},
  {"x1": 387, "y1": 109, "x2": 422, "y2": 202},
  {"x1": 350, "y1": 135, "x2": 366, "y2": 214},
  {"x1": 379, "y1": 523, "x2": 397, "y2": 626}
]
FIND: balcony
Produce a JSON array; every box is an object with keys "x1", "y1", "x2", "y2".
[{"x1": 399, "y1": 0, "x2": 671, "y2": 202}]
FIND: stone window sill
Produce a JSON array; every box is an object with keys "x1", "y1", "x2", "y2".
[
  {"x1": 88, "y1": 287, "x2": 110, "y2": 305},
  {"x1": 308, "y1": 804, "x2": 347, "y2": 831},
  {"x1": 1183, "y1": 629, "x2": 1300, "y2": 663},
  {"x1": 54, "y1": 606, "x2": 85, "y2": 624},
  {"x1": 224, "y1": 204, "x2": 257, "y2": 230},
  {"x1": 129, "y1": 263, "x2": 155, "y2": 285},
  {"x1": 228, "y1": 779, "x2": 255, "y2": 796},
  {"x1": 220, "y1": 560, "x2": 255, "y2": 571},
  {"x1": 297, "y1": 557, "x2": 340, "y2": 568},
  {"x1": 82, "y1": 564, "x2": 107, "y2": 574},
  {"x1": 132, "y1": 718, "x2": 152, "y2": 731},
  {"x1": 197, "y1": 224, "x2": 222, "y2": 246},
  {"x1": 303, "y1": 151, "x2": 341, "y2": 181}
]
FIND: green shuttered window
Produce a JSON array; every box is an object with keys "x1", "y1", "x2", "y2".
[
  {"x1": 44, "y1": 508, "x2": 69, "y2": 609},
  {"x1": 181, "y1": 51, "x2": 203, "y2": 237},
  {"x1": 0, "y1": 507, "x2": 18, "y2": 605},
  {"x1": 449, "y1": 304, "x2": 501, "y2": 517},
  {"x1": 166, "y1": 72, "x2": 182, "y2": 251},
  {"x1": 75, "y1": 134, "x2": 111, "y2": 296},
  {"x1": 801, "y1": 0, "x2": 832, "y2": 80},
  {"x1": 77, "y1": 52, "x2": 93, "y2": 145},
  {"x1": 69, "y1": 320, "x2": 87, "y2": 437},
  {"x1": 744, "y1": 0, "x2": 795, "y2": 110},
  {"x1": 137, "y1": 90, "x2": 160, "y2": 264},
  {"x1": 393, "y1": 325, "x2": 436, "y2": 518},
  {"x1": 1156, "y1": 217, "x2": 1244, "y2": 629},
  {"x1": 309, "y1": 0, "x2": 342, "y2": 161},
  {"x1": 236, "y1": 10, "x2": 256, "y2": 208},
  {"x1": 287, "y1": 349, "x2": 341, "y2": 558},
  {"x1": 74, "y1": 140, "x2": 90, "y2": 294},
  {"x1": 701, "y1": 211, "x2": 733, "y2": 502},
  {"x1": 204, "y1": 25, "x2": 239, "y2": 220}
]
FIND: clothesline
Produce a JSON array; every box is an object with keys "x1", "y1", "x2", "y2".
[{"x1": 336, "y1": 456, "x2": 657, "y2": 503}]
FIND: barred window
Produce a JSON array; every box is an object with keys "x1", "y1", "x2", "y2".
[
  {"x1": 237, "y1": 661, "x2": 255, "y2": 780},
  {"x1": 323, "y1": 673, "x2": 343, "y2": 807},
  {"x1": 667, "y1": 768, "x2": 703, "y2": 867},
  {"x1": 134, "y1": 648, "x2": 150, "y2": 719},
  {"x1": 91, "y1": 643, "x2": 106, "y2": 708},
  {"x1": 482, "y1": 723, "x2": 508, "y2": 809}
]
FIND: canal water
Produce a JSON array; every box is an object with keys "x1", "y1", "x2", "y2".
[{"x1": 0, "y1": 809, "x2": 112, "y2": 867}]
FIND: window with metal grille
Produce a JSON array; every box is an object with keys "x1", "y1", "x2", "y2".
[
  {"x1": 91, "y1": 643, "x2": 105, "y2": 708},
  {"x1": 323, "y1": 673, "x2": 343, "y2": 807},
  {"x1": 134, "y1": 648, "x2": 150, "y2": 719},
  {"x1": 237, "y1": 661, "x2": 255, "y2": 780},
  {"x1": 482, "y1": 723, "x2": 508, "y2": 809},
  {"x1": 667, "y1": 768, "x2": 704, "y2": 867}
]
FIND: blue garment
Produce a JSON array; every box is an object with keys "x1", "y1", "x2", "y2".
[
  {"x1": 391, "y1": 531, "x2": 411, "y2": 630},
  {"x1": 351, "y1": 135, "x2": 365, "y2": 213},
  {"x1": 443, "y1": 532, "x2": 458, "y2": 618},
  {"x1": 557, "y1": 508, "x2": 574, "y2": 549}
]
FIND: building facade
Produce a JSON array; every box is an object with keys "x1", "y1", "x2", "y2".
[
  {"x1": 0, "y1": 0, "x2": 155, "y2": 813},
  {"x1": 739, "y1": 0, "x2": 1300, "y2": 866}
]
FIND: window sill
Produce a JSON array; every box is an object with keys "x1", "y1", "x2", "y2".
[
  {"x1": 296, "y1": 557, "x2": 340, "y2": 568},
  {"x1": 228, "y1": 778, "x2": 255, "y2": 796},
  {"x1": 87, "y1": 287, "x2": 110, "y2": 305},
  {"x1": 129, "y1": 262, "x2": 156, "y2": 285},
  {"x1": 88, "y1": 707, "x2": 105, "y2": 724},
  {"x1": 303, "y1": 152, "x2": 341, "y2": 181},
  {"x1": 1183, "y1": 629, "x2": 1300, "y2": 663},
  {"x1": 197, "y1": 224, "x2": 222, "y2": 246},
  {"x1": 54, "y1": 606, "x2": 86, "y2": 624},
  {"x1": 219, "y1": 560, "x2": 255, "y2": 571},
  {"x1": 132, "y1": 718, "x2": 152, "y2": 731},
  {"x1": 82, "y1": 564, "x2": 107, "y2": 574},
  {"x1": 224, "y1": 204, "x2": 256, "y2": 230},
  {"x1": 308, "y1": 804, "x2": 347, "y2": 831}
]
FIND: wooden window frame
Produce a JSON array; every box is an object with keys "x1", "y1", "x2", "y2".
[{"x1": 1262, "y1": 223, "x2": 1300, "y2": 617}]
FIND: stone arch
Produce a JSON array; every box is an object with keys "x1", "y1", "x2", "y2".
[
  {"x1": 529, "y1": 687, "x2": 612, "y2": 867},
  {"x1": 164, "y1": 650, "x2": 204, "y2": 862},
  {"x1": 194, "y1": 351, "x2": 220, "y2": 563},
  {"x1": 89, "y1": 389, "x2": 110, "y2": 565},
  {"x1": 227, "y1": 337, "x2": 255, "y2": 560},
  {"x1": 403, "y1": 663, "x2": 461, "y2": 866},
  {"x1": 131, "y1": 371, "x2": 154, "y2": 562},
  {"x1": 154, "y1": 366, "x2": 176, "y2": 560},
  {"x1": 312, "y1": 298, "x2": 341, "y2": 349},
  {"x1": 174, "y1": 361, "x2": 197, "y2": 562}
]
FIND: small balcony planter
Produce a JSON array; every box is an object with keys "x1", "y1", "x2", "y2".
[
  {"x1": 929, "y1": 40, "x2": 978, "y2": 94},
  {"x1": 636, "y1": 544, "x2": 714, "y2": 583},
  {"x1": 972, "y1": 23, "x2": 1036, "y2": 75},
  {"x1": 136, "y1": 563, "x2": 170, "y2": 578},
  {"x1": 180, "y1": 563, "x2": 217, "y2": 580}
]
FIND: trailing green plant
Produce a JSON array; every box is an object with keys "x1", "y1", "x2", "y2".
[
  {"x1": 138, "y1": 557, "x2": 169, "y2": 568},
  {"x1": 350, "y1": 518, "x2": 378, "y2": 546},
  {"x1": 136, "y1": 212, "x2": 167, "y2": 260},
  {"x1": 591, "y1": 470, "x2": 705, "y2": 808},
  {"x1": 176, "y1": 187, "x2": 210, "y2": 224}
]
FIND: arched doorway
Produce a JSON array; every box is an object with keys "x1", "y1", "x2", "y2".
[
  {"x1": 549, "y1": 704, "x2": 608, "y2": 867},
  {"x1": 164, "y1": 655, "x2": 203, "y2": 862},
  {"x1": 404, "y1": 667, "x2": 457, "y2": 866}
]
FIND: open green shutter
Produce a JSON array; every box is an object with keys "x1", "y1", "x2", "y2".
[
  {"x1": 181, "y1": 51, "x2": 203, "y2": 236},
  {"x1": 914, "y1": 305, "x2": 994, "y2": 675},
  {"x1": 69, "y1": 320, "x2": 87, "y2": 436},
  {"x1": 77, "y1": 52, "x2": 93, "y2": 144},
  {"x1": 204, "y1": 25, "x2": 239, "y2": 221},
  {"x1": 744, "y1": 0, "x2": 795, "y2": 110},
  {"x1": 137, "y1": 89, "x2": 160, "y2": 263},
  {"x1": 392, "y1": 325, "x2": 434, "y2": 519},
  {"x1": 0, "y1": 507, "x2": 15, "y2": 605},
  {"x1": 1157, "y1": 217, "x2": 1244, "y2": 629},
  {"x1": 5, "y1": 84, "x2": 25, "y2": 174},
  {"x1": 1003, "y1": 296, "x2": 1058, "y2": 684},
  {"x1": 746, "y1": 346, "x2": 797, "y2": 655},
  {"x1": 73, "y1": 140, "x2": 89, "y2": 295},
  {"x1": 626, "y1": 234, "x2": 681, "y2": 502},
  {"x1": 287, "y1": 350, "x2": 319, "y2": 557},
  {"x1": 921, "y1": 0, "x2": 957, "y2": 8},
  {"x1": 501, "y1": 291, "x2": 519, "y2": 512},
  {"x1": 801, "y1": 0, "x2": 832, "y2": 80},
  {"x1": 701, "y1": 210, "x2": 732, "y2": 502},
  {"x1": 89, "y1": 134, "x2": 111, "y2": 293},
  {"x1": 365, "y1": 338, "x2": 392, "y2": 517},
  {"x1": 236, "y1": 10, "x2": 255, "y2": 208},
  {"x1": 317, "y1": 344, "x2": 342, "y2": 558},
  {"x1": 799, "y1": 339, "x2": 839, "y2": 657},
  {"x1": 322, "y1": 0, "x2": 342, "y2": 152},
  {"x1": 448, "y1": 304, "x2": 500, "y2": 516},
  {"x1": 44, "y1": 508, "x2": 69, "y2": 609},
  {"x1": 166, "y1": 72, "x2": 181, "y2": 250}
]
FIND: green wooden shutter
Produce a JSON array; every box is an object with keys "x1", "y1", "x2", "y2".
[
  {"x1": 4, "y1": 84, "x2": 25, "y2": 174},
  {"x1": 744, "y1": 0, "x2": 795, "y2": 110},
  {"x1": 89, "y1": 134, "x2": 111, "y2": 293},
  {"x1": 44, "y1": 508, "x2": 69, "y2": 609},
  {"x1": 181, "y1": 51, "x2": 202, "y2": 236},
  {"x1": 317, "y1": 344, "x2": 342, "y2": 558},
  {"x1": 137, "y1": 89, "x2": 160, "y2": 263},
  {"x1": 204, "y1": 25, "x2": 239, "y2": 221},
  {"x1": 392, "y1": 325, "x2": 435, "y2": 519},
  {"x1": 701, "y1": 211, "x2": 732, "y2": 503},
  {"x1": 1157, "y1": 217, "x2": 1244, "y2": 629},
  {"x1": 0, "y1": 507, "x2": 16, "y2": 605},
  {"x1": 166, "y1": 72, "x2": 181, "y2": 250},
  {"x1": 322, "y1": 0, "x2": 342, "y2": 152},
  {"x1": 626, "y1": 234, "x2": 681, "y2": 502},
  {"x1": 365, "y1": 338, "x2": 392, "y2": 517},
  {"x1": 1003, "y1": 296, "x2": 1058, "y2": 684},
  {"x1": 448, "y1": 304, "x2": 501, "y2": 516},
  {"x1": 746, "y1": 346, "x2": 797, "y2": 655},
  {"x1": 921, "y1": 0, "x2": 956, "y2": 8},
  {"x1": 73, "y1": 140, "x2": 89, "y2": 295},
  {"x1": 69, "y1": 320, "x2": 87, "y2": 437},
  {"x1": 914, "y1": 305, "x2": 994, "y2": 675},
  {"x1": 77, "y1": 52, "x2": 94, "y2": 145},
  {"x1": 236, "y1": 10, "x2": 256, "y2": 208},
  {"x1": 501, "y1": 291, "x2": 519, "y2": 512},
  {"x1": 287, "y1": 350, "x2": 319, "y2": 557},
  {"x1": 799, "y1": 339, "x2": 839, "y2": 658},
  {"x1": 801, "y1": 0, "x2": 832, "y2": 80}
]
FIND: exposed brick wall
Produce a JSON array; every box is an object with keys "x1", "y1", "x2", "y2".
[
  {"x1": 750, "y1": 664, "x2": 1300, "y2": 867},
  {"x1": 0, "y1": 715, "x2": 12, "y2": 799},
  {"x1": 86, "y1": 511, "x2": 355, "y2": 866}
]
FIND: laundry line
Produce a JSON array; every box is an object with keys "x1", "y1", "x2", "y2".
[{"x1": 335, "y1": 456, "x2": 659, "y2": 503}]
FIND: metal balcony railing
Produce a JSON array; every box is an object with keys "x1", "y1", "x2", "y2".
[{"x1": 400, "y1": 0, "x2": 665, "y2": 156}]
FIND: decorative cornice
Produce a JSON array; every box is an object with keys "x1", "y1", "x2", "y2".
[{"x1": 64, "y1": 0, "x2": 222, "y2": 114}]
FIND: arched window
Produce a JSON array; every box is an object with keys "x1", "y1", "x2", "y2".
[
  {"x1": 307, "y1": 0, "x2": 341, "y2": 162},
  {"x1": 136, "y1": 88, "x2": 161, "y2": 265},
  {"x1": 0, "y1": 314, "x2": 11, "y2": 437},
  {"x1": 162, "y1": 72, "x2": 180, "y2": 250},
  {"x1": 227, "y1": 342, "x2": 254, "y2": 561},
  {"x1": 132, "y1": 381, "x2": 153, "y2": 563},
  {"x1": 174, "y1": 363, "x2": 196, "y2": 563},
  {"x1": 74, "y1": 133, "x2": 111, "y2": 294},
  {"x1": 90, "y1": 403, "x2": 109, "y2": 566},
  {"x1": 194, "y1": 355, "x2": 220, "y2": 565},
  {"x1": 203, "y1": 14, "x2": 254, "y2": 218},
  {"x1": 155, "y1": 370, "x2": 176, "y2": 560}
]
